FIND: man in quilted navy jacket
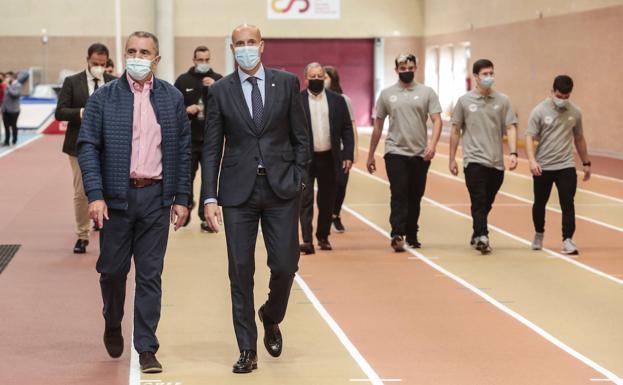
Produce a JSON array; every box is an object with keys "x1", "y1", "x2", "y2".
[{"x1": 77, "y1": 31, "x2": 191, "y2": 374}]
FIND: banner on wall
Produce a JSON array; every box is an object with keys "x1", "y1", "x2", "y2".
[{"x1": 267, "y1": 0, "x2": 340, "y2": 20}]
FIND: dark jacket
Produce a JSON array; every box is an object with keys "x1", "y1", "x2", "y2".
[
  {"x1": 77, "y1": 72, "x2": 191, "y2": 210},
  {"x1": 201, "y1": 67, "x2": 310, "y2": 207},
  {"x1": 55, "y1": 70, "x2": 116, "y2": 156},
  {"x1": 300, "y1": 88, "x2": 354, "y2": 171},
  {"x1": 173, "y1": 66, "x2": 222, "y2": 148}
]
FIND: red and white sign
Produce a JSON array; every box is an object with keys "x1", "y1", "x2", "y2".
[{"x1": 267, "y1": 0, "x2": 340, "y2": 19}]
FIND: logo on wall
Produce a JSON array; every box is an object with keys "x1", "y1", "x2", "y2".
[{"x1": 268, "y1": 0, "x2": 340, "y2": 19}]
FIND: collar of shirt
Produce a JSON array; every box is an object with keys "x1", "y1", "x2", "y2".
[
  {"x1": 308, "y1": 89, "x2": 326, "y2": 101},
  {"x1": 238, "y1": 64, "x2": 265, "y2": 84},
  {"x1": 126, "y1": 72, "x2": 154, "y2": 93},
  {"x1": 549, "y1": 98, "x2": 568, "y2": 111},
  {"x1": 86, "y1": 69, "x2": 96, "y2": 82},
  {"x1": 472, "y1": 89, "x2": 495, "y2": 100},
  {"x1": 397, "y1": 81, "x2": 418, "y2": 91}
]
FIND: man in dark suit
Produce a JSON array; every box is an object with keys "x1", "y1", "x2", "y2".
[
  {"x1": 299, "y1": 63, "x2": 354, "y2": 254},
  {"x1": 55, "y1": 43, "x2": 116, "y2": 254},
  {"x1": 201, "y1": 24, "x2": 309, "y2": 374}
]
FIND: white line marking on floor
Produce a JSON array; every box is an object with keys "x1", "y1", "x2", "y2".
[
  {"x1": 129, "y1": 296, "x2": 140, "y2": 385},
  {"x1": 408, "y1": 256, "x2": 440, "y2": 260},
  {"x1": 0, "y1": 134, "x2": 43, "y2": 159},
  {"x1": 342, "y1": 203, "x2": 623, "y2": 385},
  {"x1": 295, "y1": 274, "x2": 386, "y2": 385},
  {"x1": 351, "y1": 167, "x2": 623, "y2": 287},
  {"x1": 591, "y1": 379, "x2": 623, "y2": 383},
  {"x1": 350, "y1": 379, "x2": 403, "y2": 382}
]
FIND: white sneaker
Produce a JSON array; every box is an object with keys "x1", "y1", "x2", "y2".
[
  {"x1": 531, "y1": 233, "x2": 544, "y2": 250},
  {"x1": 561, "y1": 238, "x2": 579, "y2": 255},
  {"x1": 476, "y1": 235, "x2": 492, "y2": 254}
]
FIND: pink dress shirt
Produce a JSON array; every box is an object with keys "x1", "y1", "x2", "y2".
[{"x1": 127, "y1": 73, "x2": 163, "y2": 179}]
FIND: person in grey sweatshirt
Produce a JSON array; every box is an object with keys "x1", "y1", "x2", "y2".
[{"x1": 2, "y1": 71, "x2": 27, "y2": 146}]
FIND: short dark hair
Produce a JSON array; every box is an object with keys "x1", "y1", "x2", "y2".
[
  {"x1": 472, "y1": 59, "x2": 494, "y2": 75},
  {"x1": 395, "y1": 53, "x2": 417, "y2": 68},
  {"x1": 87, "y1": 43, "x2": 110, "y2": 59},
  {"x1": 323, "y1": 65, "x2": 343, "y2": 94},
  {"x1": 127, "y1": 31, "x2": 159, "y2": 55},
  {"x1": 105, "y1": 58, "x2": 114, "y2": 68},
  {"x1": 553, "y1": 75, "x2": 574, "y2": 94},
  {"x1": 193, "y1": 45, "x2": 210, "y2": 58}
]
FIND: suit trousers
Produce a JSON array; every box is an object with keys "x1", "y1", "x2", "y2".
[
  {"x1": 97, "y1": 182, "x2": 170, "y2": 353},
  {"x1": 68, "y1": 155, "x2": 90, "y2": 240},
  {"x1": 300, "y1": 151, "x2": 337, "y2": 243},
  {"x1": 532, "y1": 167, "x2": 577, "y2": 240},
  {"x1": 384, "y1": 153, "x2": 430, "y2": 241},
  {"x1": 333, "y1": 166, "x2": 349, "y2": 217},
  {"x1": 464, "y1": 163, "x2": 504, "y2": 238},
  {"x1": 222, "y1": 175, "x2": 300, "y2": 352},
  {"x1": 2, "y1": 111, "x2": 19, "y2": 145}
]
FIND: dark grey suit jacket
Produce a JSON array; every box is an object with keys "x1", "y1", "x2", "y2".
[
  {"x1": 55, "y1": 70, "x2": 116, "y2": 156},
  {"x1": 201, "y1": 67, "x2": 310, "y2": 207},
  {"x1": 301, "y1": 88, "x2": 354, "y2": 172}
]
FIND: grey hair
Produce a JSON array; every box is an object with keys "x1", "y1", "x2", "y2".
[
  {"x1": 304, "y1": 62, "x2": 324, "y2": 77},
  {"x1": 126, "y1": 31, "x2": 160, "y2": 55}
]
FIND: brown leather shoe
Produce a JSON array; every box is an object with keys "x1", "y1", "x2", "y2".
[
  {"x1": 103, "y1": 327, "x2": 123, "y2": 358},
  {"x1": 139, "y1": 351, "x2": 162, "y2": 373},
  {"x1": 299, "y1": 242, "x2": 315, "y2": 255},
  {"x1": 318, "y1": 238, "x2": 332, "y2": 251}
]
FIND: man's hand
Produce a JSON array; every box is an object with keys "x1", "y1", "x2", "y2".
[
  {"x1": 171, "y1": 204, "x2": 189, "y2": 231},
  {"x1": 89, "y1": 200, "x2": 109, "y2": 229},
  {"x1": 582, "y1": 165, "x2": 592, "y2": 181},
  {"x1": 202, "y1": 77, "x2": 215, "y2": 87},
  {"x1": 203, "y1": 203, "x2": 223, "y2": 233},
  {"x1": 342, "y1": 160, "x2": 353, "y2": 173},
  {"x1": 529, "y1": 159, "x2": 542, "y2": 176},
  {"x1": 423, "y1": 143, "x2": 436, "y2": 161},
  {"x1": 508, "y1": 154, "x2": 518, "y2": 171},
  {"x1": 186, "y1": 104, "x2": 200, "y2": 115},
  {"x1": 449, "y1": 158, "x2": 459, "y2": 176},
  {"x1": 367, "y1": 155, "x2": 376, "y2": 174}
]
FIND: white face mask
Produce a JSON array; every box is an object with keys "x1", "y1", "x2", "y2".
[
  {"x1": 552, "y1": 96, "x2": 568, "y2": 109},
  {"x1": 126, "y1": 58, "x2": 153, "y2": 80},
  {"x1": 196, "y1": 63, "x2": 211, "y2": 73},
  {"x1": 89, "y1": 65, "x2": 105, "y2": 80}
]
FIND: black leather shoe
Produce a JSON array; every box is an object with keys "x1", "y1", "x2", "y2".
[
  {"x1": 318, "y1": 238, "x2": 332, "y2": 251},
  {"x1": 139, "y1": 351, "x2": 162, "y2": 373},
  {"x1": 73, "y1": 239, "x2": 89, "y2": 254},
  {"x1": 391, "y1": 235, "x2": 405, "y2": 252},
  {"x1": 299, "y1": 242, "x2": 315, "y2": 255},
  {"x1": 258, "y1": 305, "x2": 282, "y2": 357},
  {"x1": 103, "y1": 327, "x2": 124, "y2": 358},
  {"x1": 332, "y1": 216, "x2": 345, "y2": 233},
  {"x1": 232, "y1": 350, "x2": 257, "y2": 373},
  {"x1": 406, "y1": 237, "x2": 421, "y2": 248}
]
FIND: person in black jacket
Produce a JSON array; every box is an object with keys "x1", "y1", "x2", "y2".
[
  {"x1": 55, "y1": 43, "x2": 116, "y2": 254},
  {"x1": 174, "y1": 46, "x2": 222, "y2": 230},
  {"x1": 299, "y1": 63, "x2": 354, "y2": 254}
]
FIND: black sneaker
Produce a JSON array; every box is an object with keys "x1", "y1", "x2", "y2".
[
  {"x1": 391, "y1": 235, "x2": 405, "y2": 252},
  {"x1": 332, "y1": 216, "x2": 345, "y2": 233},
  {"x1": 139, "y1": 351, "x2": 162, "y2": 373}
]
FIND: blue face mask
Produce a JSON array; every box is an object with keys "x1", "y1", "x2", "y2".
[
  {"x1": 479, "y1": 75, "x2": 495, "y2": 89},
  {"x1": 126, "y1": 58, "x2": 153, "y2": 80},
  {"x1": 196, "y1": 63, "x2": 211, "y2": 73},
  {"x1": 234, "y1": 46, "x2": 261, "y2": 71}
]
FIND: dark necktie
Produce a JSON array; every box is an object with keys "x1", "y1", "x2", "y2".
[
  {"x1": 247, "y1": 76, "x2": 263, "y2": 130},
  {"x1": 93, "y1": 78, "x2": 99, "y2": 91}
]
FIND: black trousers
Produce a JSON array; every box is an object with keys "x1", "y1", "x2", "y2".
[
  {"x1": 384, "y1": 153, "x2": 430, "y2": 240},
  {"x1": 532, "y1": 167, "x2": 577, "y2": 240},
  {"x1": 333, "y1": 166, "x2": 349, "y2": 217},
  {"x1": 2, "y1": 111, "x2": 19, "y2": 144},
  {"x1": 222, "y1": 175, "x2": 300, "y2": 352},
  {"x1": 189, "y1": 148, "x2": 205, "y2": 221},
  {"x1": 97, "y1": 182, "x2": 170, "y2": 353},
  {"x1": 464, "y1": 163, "x2": 504, "y2": 238},
  {"x1": 300, "y1": 151, "x2": 337, "y2": 243}
]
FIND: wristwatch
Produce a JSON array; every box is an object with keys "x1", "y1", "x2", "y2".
[
  {"x1": 510, "y1": 152, "x2": 518, "y2": 157},
  {"x1": 582, "y1": 161, "x2": 591, "y2": 167}
]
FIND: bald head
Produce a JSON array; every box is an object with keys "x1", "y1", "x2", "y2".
[{"x1": 232, "y1": 24, "x2": 262, "y2": 45}]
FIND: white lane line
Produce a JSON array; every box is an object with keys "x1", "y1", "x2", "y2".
[
  {"x1": 295, "y1": 274, "x2": 385, "y2": 385},
  {"x1": 591, "y1": 379, "x2": 623, "y2": 383},
  {"x1": 426, "y1": 168, "x2": 623, "y2": 234},
  {"x1": 0, "y1": 134, "x2": 43, "y2": 159},
  {"x1": 341, "y1": 203, "x2": 623, "y2": 385},
  {"x1": 129, "y1": 286, "x2": 140, "y2": 385},
  {"x1": 350, "y1": 379, "x2": 403, "y2": 382},
  {"x1": 351, "y1": 167, "x2": 623, "y2": 287}
]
